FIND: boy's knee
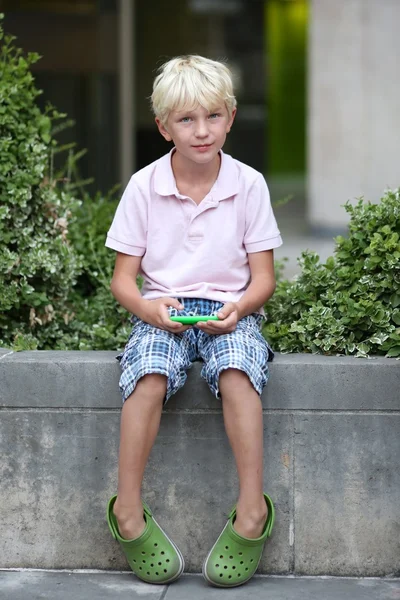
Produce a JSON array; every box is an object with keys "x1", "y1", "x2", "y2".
[
  {"x1": 132, "y1": 374, "x2": 167, "y2": 401},
  {"x1": 219, "y1": 368, "x2": 251, "y2": 390}
]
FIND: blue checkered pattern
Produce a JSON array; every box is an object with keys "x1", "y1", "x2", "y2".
[{"x1": 117, "y1": 298, "x2": 274, "y2": 403}]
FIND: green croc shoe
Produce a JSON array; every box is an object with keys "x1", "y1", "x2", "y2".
[
  {"x1": 107, "y1": 495, "x2": 184, "y2": 585},
  {"x1": 202, "y1": 493, "x2": 275, "y2": 588}
]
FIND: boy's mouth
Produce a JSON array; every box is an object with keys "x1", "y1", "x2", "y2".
[{"x1": 192, "y1": 143, "x2": 213, "y2": 150}]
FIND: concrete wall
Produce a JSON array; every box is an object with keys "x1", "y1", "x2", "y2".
[
  {"x1": 0, "y1": 350, "x2": 399, "y2": 576},
  {"x1": 308, "y1": 0, "x2": 400, "y2": 231}
]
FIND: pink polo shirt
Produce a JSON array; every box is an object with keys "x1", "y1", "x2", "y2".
[{"x1": 105, "y1": 149, "x2": 282, "y2": 304}]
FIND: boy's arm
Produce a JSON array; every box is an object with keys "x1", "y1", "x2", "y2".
[
  {"x1": 235, "y1": 249, "x2": 276, "y2": 319},
  {"x1": 110, "y1": 253, "x2": 188, "y2": 332},
  {"x1": 110, "y1": 253, "x2": 146, "y2": 316},
  {"x1": 197, "y1": 250, "x2": 276, "y2": 334}
]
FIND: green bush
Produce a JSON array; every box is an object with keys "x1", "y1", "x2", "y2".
[
  {"x1": 0, "y1": 18, "x2": 130, "y2": 351},
  {"x1": 65, "y1": 191, "x2": 132, "y2": 350},
  {"x1": 0, "y1": 17, "x2": 82, "y2": 350},
  {"x1": 264, "y1": 189, "x2": 400, "y2": 358}
]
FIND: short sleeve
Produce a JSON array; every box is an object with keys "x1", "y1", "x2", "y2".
[
  {"x1": 244, "y1": 175, "x2": 283, "y2": 253},
  {"x1": 105, "y1": 177, "x2": 147, "y2": 256}
]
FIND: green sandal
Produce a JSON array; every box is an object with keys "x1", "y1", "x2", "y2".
[
  {"x1": 107, "y1": 495, "x2": 184, "y2": 585},
  {"x1": 202, "y1": 493, "x2": 275, "y2": 588}
]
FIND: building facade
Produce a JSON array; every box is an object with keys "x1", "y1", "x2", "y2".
[{"x1": 1, "y1": 0, "x2": 398, "y2": 232}]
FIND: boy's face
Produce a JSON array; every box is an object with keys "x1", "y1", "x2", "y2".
[{"x1": 156, "y1": 104, "x2": 236, "y2": 166}]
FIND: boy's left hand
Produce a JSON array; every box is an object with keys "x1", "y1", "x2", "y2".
[{"x1": 196, "y1": 302, "x2": 240, "y2": 335}]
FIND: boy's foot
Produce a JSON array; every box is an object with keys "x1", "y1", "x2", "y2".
[
  {"x1": 233, "y1": 501, "x2": 268, "y2": 539},
  {"x1": 113, "y1": 500, "x2": 146, "y2": 540},
  {"x1": 202, "y1": 493, "x2": 275, "y2": 588},
  {"x1": 107, "y1": 495, "x2": 185, "y2": 585}
]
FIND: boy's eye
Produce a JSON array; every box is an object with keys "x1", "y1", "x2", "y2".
[
  {"x1": 209, "y1": 113, "x2": 220, "y2": 119},
  {"x1": 180, "y1": 116, "x2": 192, "y2": 123}
]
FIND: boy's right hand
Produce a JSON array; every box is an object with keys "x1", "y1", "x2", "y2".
[{"x1": 139, "y1": 297, "x2": 190, "y2": 333}]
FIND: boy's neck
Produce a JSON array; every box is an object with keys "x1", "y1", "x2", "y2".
[{"x1": 171, "y1": 150, "x2": 221, "y2": 189}]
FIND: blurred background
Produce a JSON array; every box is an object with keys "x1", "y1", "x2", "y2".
[{"x1": 1, "y1": 0, "x2": 399, "y2": 276}]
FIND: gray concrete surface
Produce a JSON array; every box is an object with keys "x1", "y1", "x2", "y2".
[
  {"x1": 1, "y1": 352, "x2": 398, "y2": 410},
  {"x1": 309, "y1": 0, "x2": 400, "y2": 230},
  {"x1": 0, "y1": 352, "x2": 399, "y2": 576},
  {"x1": 1, "y1": 572, "x2": 400, "y2": 600}
]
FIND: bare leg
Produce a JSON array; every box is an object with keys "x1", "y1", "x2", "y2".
[
  {"x1": 113, "y1": 374, "x2": 166, "y2": 540},
  {"x1": 219, "y1": 369, "x2": 267, "y2": 539}
]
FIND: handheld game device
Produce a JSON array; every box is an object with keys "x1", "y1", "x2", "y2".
[{"x1": 170, "y1": 316, "x2": 220, "y2": 324}]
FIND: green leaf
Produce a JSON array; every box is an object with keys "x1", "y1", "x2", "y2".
[
  {"x1": 392, "y1": 311, "x2": 400, "y2": 326},
  {"x1": 390, "y1": 293, "x2": 400, "y2": 308},
  {"x1": 385, "y1": 346, "x2": 400, "y2": 358}
]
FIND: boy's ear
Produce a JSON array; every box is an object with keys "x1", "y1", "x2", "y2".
[
  {"x1": 226, "y1": 107, "x2": 237, "y2": 133},
  {"x1": 155, "y1": 117, "x2": 172, "y2": 142}
]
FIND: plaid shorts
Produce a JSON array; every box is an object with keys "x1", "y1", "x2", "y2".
[{"x1": 117, "y1": 298, "x2": 274, "y2": 403}]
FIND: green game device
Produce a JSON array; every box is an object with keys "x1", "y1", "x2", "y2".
[{"x1": 170, "y1": 315, "x2": 220, "y2": 324}]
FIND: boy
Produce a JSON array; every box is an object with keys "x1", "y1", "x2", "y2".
[{"x1": 105, "y1": 55, "x2": 282, "y2": 588}]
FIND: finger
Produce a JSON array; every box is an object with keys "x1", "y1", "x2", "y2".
[
  {"x1": 209, "y1": 313, "x2": 237, "y2": 329},
  {"x1": 197, "y1": 315, "x2": 236, "y2": 334},
  {"x1": 162, "y1": 297, "x2": 184, "y2": 310},
  {"x1": 159, "y1": 306, "x2": 188, "y2": 332},
  {"x1": 217, "y1": 303, "x2": 236, "y2": 320},
  {"x1": 197, "y1": 324, "x2": 235, "y2": 335},
  {"x1": 159, "y1": 304, "x2": 177, "y2": 328}
]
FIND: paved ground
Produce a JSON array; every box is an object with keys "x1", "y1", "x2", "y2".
[
  {"x1": 1, "y1": 571, "x2": 400, "y2": 600},
  {"x1": 274, "y1": 210, "x2": 337, "y2": 279}
]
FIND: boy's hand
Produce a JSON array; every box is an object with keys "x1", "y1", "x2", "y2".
[
  {"x1": 196, "y1": 302, "x2": 240, "y2": 335},
  {"x1": 140, "y1": 297, "x2": 190, "y2": 333}
]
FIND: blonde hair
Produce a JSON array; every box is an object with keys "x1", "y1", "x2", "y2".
[{"x1": 151, "y1": 55, "x2": 237, "y2": 125}]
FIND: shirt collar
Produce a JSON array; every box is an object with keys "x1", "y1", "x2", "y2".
[{"x1": 153, "y1": 148, "x2": 239, "y2": 201}]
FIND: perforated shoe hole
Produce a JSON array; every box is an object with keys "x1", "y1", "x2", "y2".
[
  {"x1": 154, "y1": 543, "x2": 158, "y2": 547},
  {"x1": 220, "y1": 555, "x2": 224, "y2": 559},
  {"x1": 224, "y1": 566, "x2": 228, "y2": 570},
  {"x1": 155, "y1": 572, "x2": 159, "y2": 576},
  {"x1": 229, "y1": 555, "x2": 233, "y2": 559},
  {"x1": 151, "y1": 553, "x2": 155, "y2": 557},
  {"x1": 150, "y1": 563, "x2": 154, "y2": 567},
  {"x1": 250, "y1": 559, "x2": 254, "y2": 563},
  {"x1": 232, "y1": 566, "x2": 236, "y2": 570},
  {"x1": 166, "y1": 559, "x2": 170, "y2": 563},
  {"x1": 228, "y1": 575, "x2": 232, "y2": 579},
  {"x1": 164, "y1": 569, "x2": 167, "y2": 573},
  {"x1": 219, "y1": 574, "x2": 223, "y2": 578},
  {"x1": 215, "y1": 564, "x2": 219, "y2": 567},
  {"x1": 239, "y1": 552, "x2": 243, "y2": 556},
  {"x1": 161, "y1": 551, "x2": 165, "y2": 555},
  {"x1": 141, "y1": 551, "x2": 145, "y2": 555},
  {"x1": 240, "y1": 561, "x2": 244, "y2": 564},
  {"x1": 225, "y1": 546, "x2": 229, "y2": 550}
]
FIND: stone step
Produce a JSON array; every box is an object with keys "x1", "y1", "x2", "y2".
[
  {"x1": 1, "y1": 571, "x2": 399, "y2": 600},
  {"x1": 0, "y1": 351, "x2": 399, "y2": 576}
]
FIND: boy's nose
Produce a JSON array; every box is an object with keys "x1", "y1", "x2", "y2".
[{"x1": 194, "y1": 120, "x2": 208, "y2": 138}]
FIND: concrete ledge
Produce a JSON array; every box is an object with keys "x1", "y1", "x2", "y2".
[
  {"x1": 0, "y1": 351, "x2": 398, "y2": 410},
  {"x1": 0, "y1": 351, "x2": 399, "y2": 577}
]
